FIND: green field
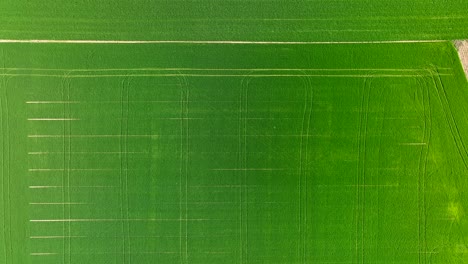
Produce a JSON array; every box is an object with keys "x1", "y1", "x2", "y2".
[
  {"x1": 2, "y1": 0, "x2": 468, "y2": 263},
  {"x1": 0, "y1": 0, "x2": 468, "y2": 41},
  {"x1": 0, "y1": 41, "x2": 467, "y2": 263}
]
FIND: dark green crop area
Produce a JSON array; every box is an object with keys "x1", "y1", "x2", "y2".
[
  {"x1": 0, "y1": 0, "x2": 468, "y2": 41},
  {"x1": 1, "y1": 42, "x2": 467, "y2": 263}
]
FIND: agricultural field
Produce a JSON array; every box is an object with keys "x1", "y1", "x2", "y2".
[
  {"x1": 0, "y1": 0, "x2": 468, "y2": 41},
  {"x1": 1, "y1": 41, "x2": 467, "y2": 263}
]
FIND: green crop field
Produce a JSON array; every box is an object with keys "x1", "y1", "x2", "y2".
[
  {"x1": 0, "y1": 0, "x2": 468, "y2": 41},
  {"x1": 1, "y1": 0, "x2": 468, "y2": 263},
  {"x1": 1, "y1": 41, "x2": 467, "y2": 263}
]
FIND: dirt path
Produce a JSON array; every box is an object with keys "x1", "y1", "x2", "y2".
[{"x1": 455, "y1": 40, "x2": 468, "y2": 79}]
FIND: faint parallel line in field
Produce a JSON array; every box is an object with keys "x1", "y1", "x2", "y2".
[
  {"x1": 64, "y1": 16, "x2": 465, "y2": 21},
  {"x1": 29, "y1": 186, "x2": 63, "y2": 189},
  {"x1": 115, "y1": 117, "x2": 202, "y2": 120},
  {"x1": 22, "y1": 99, "x2": 446, "y2": 104},
  {"x1": 85, "y1": 251, "x2": 179, "y2": 255},
  {"x1": 29, "y1": 202, "x2": 88, "y2": 205},
  {"x1": 26, "y1": 101, "x2": 80, "y2": 104},
  {"x1": 3, "y1": 16, "x2": 464, "y2": 24},
  {"x1": 28, "y1": 168, "x2": 117, "y2": 171},
  {"x1": 356, "y1": 76, "x2": 371, "y2": 264},
  {"x1": 186, "y1": 201, "x2": 291, "y2": 205},
  {"x1": 32, "y1": 201, "x2": 291, "y2": 205},
  {"x1": 24, "y1": 117, "x2": 331, "y2": 120},
  {"x1": 211, "y1": 168, "x2": 284, "y2": 171},
  {"x1": 30, "y1": 251, "x2": 178, "y2": 255},
  {"x1": 30, "y1": 218, "x2": 224, "y2": 222},
  {"x1": 27, "y1": 118, "x2": 80, "y2": 121},
  {"x1": 30, "y1": 236, "x2": 86, "y2": 239},
  {"x1": 25, "y1": 100, "x2": 321, "y2": 104},
  {"x1": 25, "y1": 168, "x2": 316, "y2": 173},
  {"x1": 29, "y1": 185, "x2": 115, "y2": 189},
  {"x1": 27, "y1": 117, "x2": 427, "y2": 121},
  {"x1": 317, "y1": 184, "x2": 399, "y2": 187},
  {"x1": 30, "y1": 253, "x2": 58, "y2": 256},
  {"x1": 23, "y1": 133, "x2": 399, "y2": 138},
  {"x1": 28, "y1": 151, "x2": 147, "y2": 155},
  {"x1": 27, "y1": 134, "x2": 333, "y2": 138},
  {"x1": 373, "y1": 117, "x2": 419, "y2": 120},
  {"x1": 0, "y1": 39, "x2": 447, "y2": 44},
  {"x1": 0, "y1": 73, "x2": 452, "y2": 78},
  {"x1": 189, "y1": 185, "x2": 260, "y2": 188},
  {"x1": 10, "y1": 67, "x2": 453, "y2": 71},
  {"x1": 28, "y1": 134, "x2": 159, "y2": 138},
  {"x1": 30, "y1": 235, "x2": 220, "y2": 239}
]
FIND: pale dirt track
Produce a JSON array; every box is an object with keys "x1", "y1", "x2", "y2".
[{"x1": 455, "y1": 40, "x2": 468, "y2": 79}]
